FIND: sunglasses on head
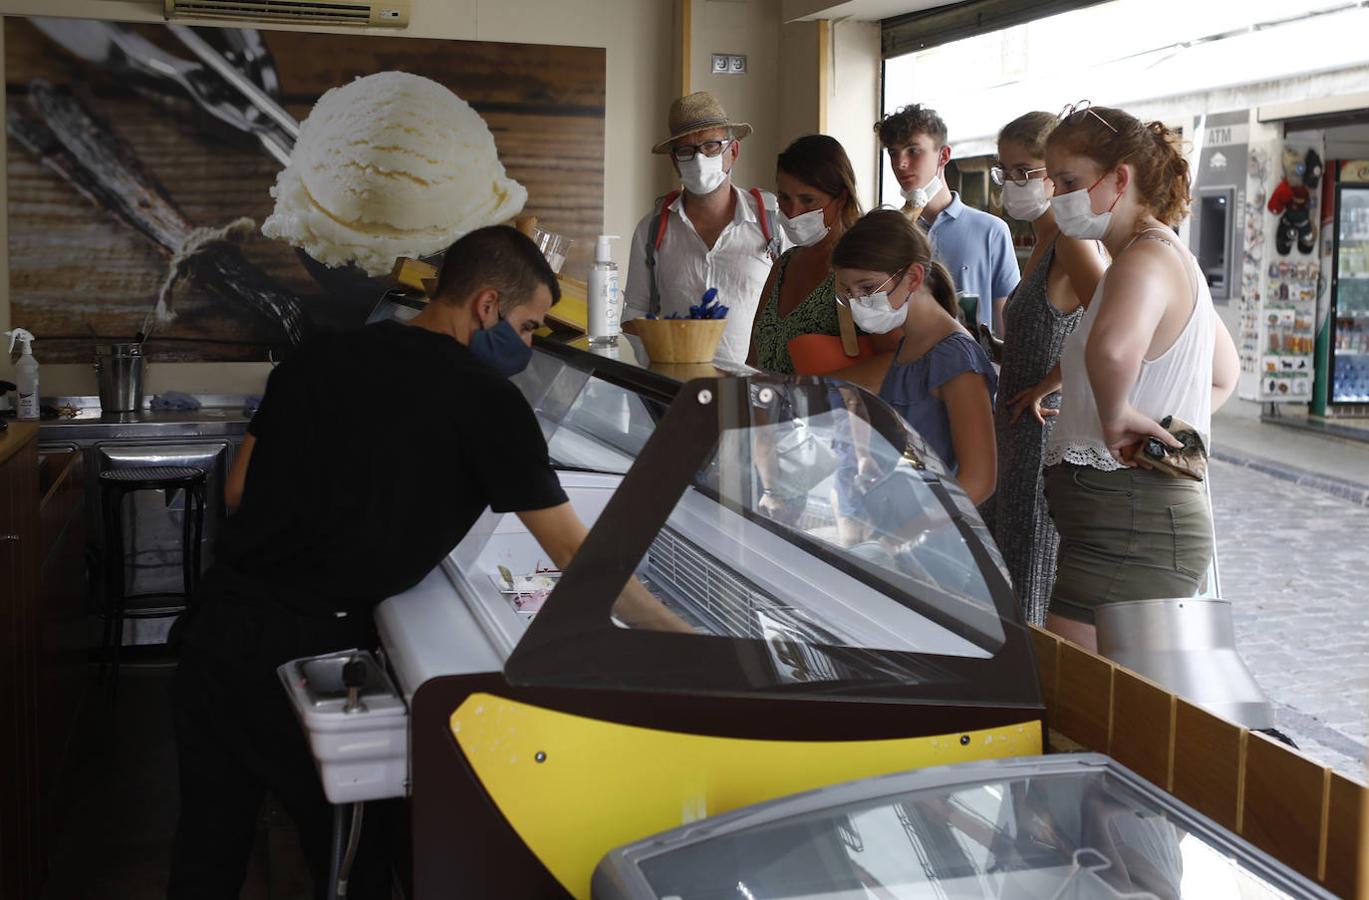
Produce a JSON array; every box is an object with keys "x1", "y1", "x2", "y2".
[{"x1": 1059, "y1": 100, "x2": 1118, "y2": 134}]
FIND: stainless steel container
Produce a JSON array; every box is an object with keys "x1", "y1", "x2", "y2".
[
  {"x1": 94, "y1": 343, "x2": 145, "y2": 413},
  {"x1": 1095, "y1": 597, "x2": 1274, "y2": 730}
]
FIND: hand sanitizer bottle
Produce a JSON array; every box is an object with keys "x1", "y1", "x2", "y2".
[
  {"x1": 5, "y1": 328, "x2": 39, "y2": 421},
  {"x1": 587, "y1": 235, "x2": 620, "y2": 346}
]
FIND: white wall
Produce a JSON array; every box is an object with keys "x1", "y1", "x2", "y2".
[
  {"x1": 0, "y1": 0, "x2": 676, "y2": 394},
  {"x1": 778, "y1": 19, "x2": 821, "y2": 148},
  {"x1": 827, "y1": 20, "x2": 880, "y2": 212},
  {"x1": 689, "y1": 0, "x2": 783, "y2": 194}
]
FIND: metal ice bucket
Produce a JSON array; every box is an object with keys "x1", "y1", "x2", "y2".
[
  {"x1": 1094, "y1": 597, "x2": 1274, "y2": 730},
  {"x1": 94, "y1": 342, "x2": 146, "y2": 413}
]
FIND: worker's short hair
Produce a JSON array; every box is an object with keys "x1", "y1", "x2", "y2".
[{"x1": 434, "y1": 226, "x2": 560, "y2": 312}]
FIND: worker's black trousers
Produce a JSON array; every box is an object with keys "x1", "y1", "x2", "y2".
[{"x1": 167, "y1": 576, "x2": 393, "y2": 900}]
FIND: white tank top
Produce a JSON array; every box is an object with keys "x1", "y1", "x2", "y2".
[{"x1": 1045, "y1": 229, "x2": 1215, "y2": 471}]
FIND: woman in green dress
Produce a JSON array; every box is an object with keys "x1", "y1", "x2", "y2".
[{"x1": 748, "y1": 135, "x2": 864, "y2": 374}]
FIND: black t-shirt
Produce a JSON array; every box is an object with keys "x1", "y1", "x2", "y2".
[{"x1": 214, "y1": 320, "x2": 567, "y2": 617}]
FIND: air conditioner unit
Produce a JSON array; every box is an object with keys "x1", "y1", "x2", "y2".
[{"x1": 165, "y1": 0, "x2": 409, "y2": 28}]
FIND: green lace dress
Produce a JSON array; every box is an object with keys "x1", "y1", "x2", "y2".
[{"x1": 752, "y1": 248, "x2": 841, "y2": 374}]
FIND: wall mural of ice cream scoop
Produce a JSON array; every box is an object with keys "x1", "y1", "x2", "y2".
[
  {"x1": 5, "y1": 19, "x2": 604, "y2": 363},
  {"x1": 262, "y1": 71, "x2": 528, "y2": 278}
]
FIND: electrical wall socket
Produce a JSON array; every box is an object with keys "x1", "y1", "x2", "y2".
[{"x1": 711, "y1": 53, "x2": 747, "y2": 75}]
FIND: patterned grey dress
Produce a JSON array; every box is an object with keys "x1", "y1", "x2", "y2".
[{"x1": 986, "y1": 239, "x2": 1083, "y2": 625}]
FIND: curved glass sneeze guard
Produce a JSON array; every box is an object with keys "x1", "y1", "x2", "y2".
[
  {"x1": 510, "y1": 351, "x2": 662, "y2": 474},
  {"x1": 667, "y1": 382, "x2": 1006, "y2": 654},
  {"x1": 508, "y1": 376, "x2": 1034, "y2": 705}
]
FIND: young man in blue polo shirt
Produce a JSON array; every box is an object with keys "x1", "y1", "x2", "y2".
[{"x1": 876, "y1": 104, "x2": 1019, "y2": 334}]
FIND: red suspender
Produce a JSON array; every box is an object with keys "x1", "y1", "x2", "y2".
[
  {"x1": 748, "y1": 187, "x2": 772, "y2": 244},
  {"x1": 654, "y1": 190, "x2": 681, "y2": 250},
  {"x1": 653, "y1": 188, "x2": 770, "y2": 249}
]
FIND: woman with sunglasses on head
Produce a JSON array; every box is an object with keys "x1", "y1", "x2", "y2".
[
  {"x1": 1040, "y1": 104, "x2": 1239, "y2": 651},
  {"x1": 831, "y1": 209, "x2": 998, "y2": 506},
  {"x1": 985, "y1": 111, "x2": 1107, "y2": 626},
  {"x1": 748, "y1": 135, "x2": 872, "y2": 376}
]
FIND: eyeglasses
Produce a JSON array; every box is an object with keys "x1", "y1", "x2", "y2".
[
  {"x1": 671, "y1": 138, "x2": 733, "y2": 162},
  {"x1": 991, "y1": 164, "x2": 1048, "y2": 187},
  {"x1": 837, "y1": 268, "x2": 905, "y2": 303},
  {"x1": 1059, "y1": 100, "x2": 1118, "y2": 134}
]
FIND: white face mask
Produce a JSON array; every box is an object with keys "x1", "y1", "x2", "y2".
[
  {"x1": 1002, "y1": 179, "x2": 1050, "y2": 221},
  {"x1": 778, "y1": 206, "x2": 829, "y2": 247},
  {"x1": 900, "y1": 173, "x2": 942, "y2": 210},
  {"x1": 1050, "y1": 173, "x2": 1120, "y2": 240},
  {"x1": 678, "y1": 151, "x2": 730, "y2": 196},
  {"x1": 848, "y1": 288, "x2": 909, "y2": 333}
]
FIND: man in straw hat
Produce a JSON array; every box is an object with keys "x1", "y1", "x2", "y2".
[{"x1": 625, "y1": 91, "x2": 786, "y2": 365}]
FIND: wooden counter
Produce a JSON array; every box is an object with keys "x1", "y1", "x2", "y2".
[
  {"x1": 0, "y1": 420, "x2": 39, "y2": 464},
  {"x1": 0, "y1": 421, "x2": 41, "y2": 899},
  {"x1": 0, "y1": 421, "x2": 89, "y2": 900}
]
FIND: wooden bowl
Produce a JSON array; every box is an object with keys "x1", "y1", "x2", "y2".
[{"x1": 622, "y1": 317, "x2": 726, "y2": 363}]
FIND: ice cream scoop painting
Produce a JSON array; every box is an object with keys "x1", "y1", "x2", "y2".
[
  {"x1": 262, "y1": 71, "x2": 529, "y2": 277},
  {"x1": 5, "y1": 20, "x2": 604, "y2": 362}
]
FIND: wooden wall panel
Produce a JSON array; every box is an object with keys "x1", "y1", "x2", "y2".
[
  {"x1": 1109, "y1": 667, "x2": 1174, "y2": 791},
  {"x1": 1054, "y1": 641, "x2": 1112, "y2": 753},
  {"x1": 1241, "y1": 731, "x2": 1328, "y2": 883},
  {"x1": 1324, "y1": 771, "x2": 1364, "y2": 898},
  {"x1": 1036, "y1": 624, "x2": 1367, "y2": 897},
  {"x1": 5, "y1": 18, "x2": 606, "y2": 362},
  {"x1": 1170, "y1": 699, "x2": 1244, "y2": 832}
]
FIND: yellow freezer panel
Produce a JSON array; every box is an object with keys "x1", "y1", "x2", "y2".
[{"x1": 450, "y1": 692, "x2": 1042, "y2": 899}]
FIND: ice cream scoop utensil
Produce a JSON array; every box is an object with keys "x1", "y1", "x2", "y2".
[
  {"x1": 167, "y1": 25, "x2": 300, "y2": 145},
  {"x1": 30, "y1": 18, "x2": 295, "y2": 167},
  {"x1": 10, "y1": 82, "x2": 305, "y2": 346}
]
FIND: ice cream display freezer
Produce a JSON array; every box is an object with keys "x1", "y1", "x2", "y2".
[
  {"x1": 594, "y1": 753, "x2": 1334, "y2": 899},
  {"x1": 356, "y1": 338, "x2": 1048, "y2": 898}
]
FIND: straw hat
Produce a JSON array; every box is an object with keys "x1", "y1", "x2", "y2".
[{"x1": 651, "y1": 91, "x2": 753, "y2": 154}]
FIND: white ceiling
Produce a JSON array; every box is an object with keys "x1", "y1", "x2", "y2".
[{"x1": 781, "y1": 0, "x2": 956, "y2": 23}]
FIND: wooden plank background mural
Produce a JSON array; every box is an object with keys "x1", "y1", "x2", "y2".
[{"x1": 5, "y1": 18, "x2": 606, "y2": 363}]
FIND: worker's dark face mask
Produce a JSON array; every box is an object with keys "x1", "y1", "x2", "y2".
[{"x1": 470, "y1": 315, "x2": 532, "y2": 378}]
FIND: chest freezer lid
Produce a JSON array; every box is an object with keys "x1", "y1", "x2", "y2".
[
  {"x1": 505, "y1": 375, "x2": 1037, "y2": 710},
  {"x1": 593, "y1": 753, "x2": 1334, "y2": 900}
]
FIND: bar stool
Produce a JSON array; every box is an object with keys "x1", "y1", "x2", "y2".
[{"x1": 99, "y1": 465, "x2": 207, "y2": 690}]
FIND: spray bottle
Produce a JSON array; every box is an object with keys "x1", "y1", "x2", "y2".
[
  {"x1": 5, "y1": 328, "x2": 38, "y2": 421},
  {"x1": 587, "y1": 235, "x2": 621, "y2": 346}
]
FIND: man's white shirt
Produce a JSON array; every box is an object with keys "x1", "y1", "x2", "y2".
[{"x1": 624, "y1": 185, "x2": 788, "y2": 365}]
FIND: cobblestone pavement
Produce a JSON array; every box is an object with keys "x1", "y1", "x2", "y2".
[{"x1": 1211, "y1": 458, "x2": 1369, "y2": 782}]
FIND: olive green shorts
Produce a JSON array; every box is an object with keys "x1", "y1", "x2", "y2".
[{"x1": 1044, "y1": 463, "x2": 1213, "y2": 624}]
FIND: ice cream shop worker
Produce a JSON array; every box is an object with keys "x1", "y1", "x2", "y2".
[
  {"x1": 876, "y1": 104, "x2": 1019, "y2": 334},
  {"x1": 168, "y1": 226, "x2": 685, "y2": 899},
  {"x1": 624, "y1": 91, "x2": 788, "y2": 365}
]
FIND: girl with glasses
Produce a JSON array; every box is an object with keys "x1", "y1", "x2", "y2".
[
  {"x1": 1039, "y1": 105, "x2": 1240, "y2": 651},
  {"x1": 984, "y1": 111, "x2": 1107, "y2": 626},
  {"x1": 831, "y1": 210, "x2": 998, "y2": 507}
]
